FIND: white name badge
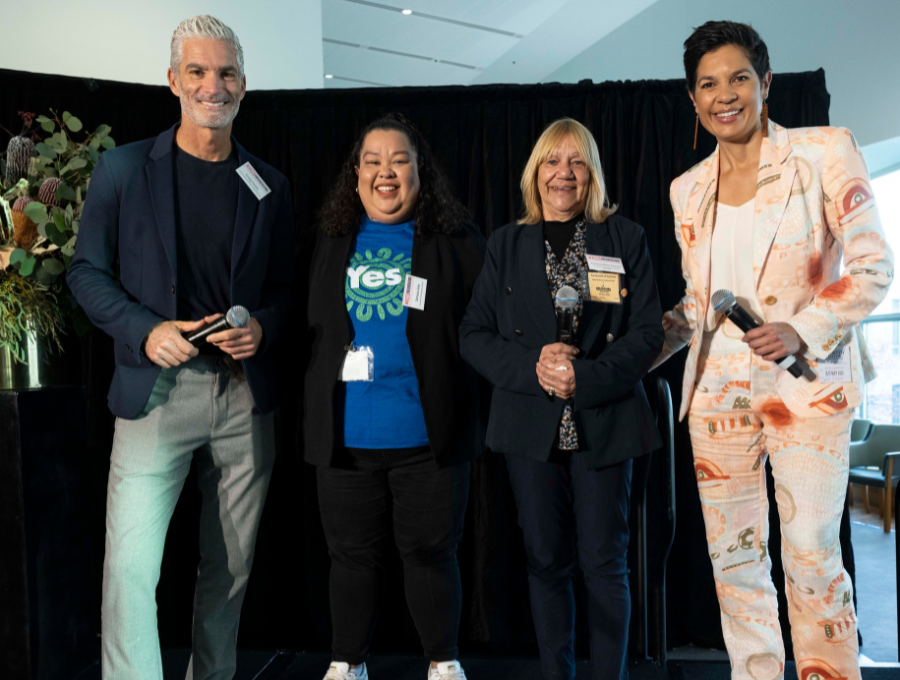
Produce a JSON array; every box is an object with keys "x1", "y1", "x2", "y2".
[
  {"x1": 339, "y1": 346, "x2": 373, "y2": 382},
  {"x1": 586, "y1": 254, "x2": 625, "y2": 274},
  {"x1": 403, "y1": 274, "x2": 427, "y2": 311},
  {"x1": 236, "y1": 162, "x2": 272, "y2": 200},
  {"x1": 819, "y1": 346, "x2": 851, "y2": 383}
]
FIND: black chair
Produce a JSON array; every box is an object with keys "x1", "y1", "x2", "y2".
[{"x1": 630, "y1": 376, "x2": 676, "y2": 665}]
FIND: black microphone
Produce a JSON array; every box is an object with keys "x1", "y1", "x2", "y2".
[
  {"x1": 184, "y1": 305, "x2": 250, "y2": 347},
  {"x1": 555, "y1": 286, "x2": 578, "y2": 345},
  {"x1": 711, "y1": 290, "x2": 805, "y2": 378}
]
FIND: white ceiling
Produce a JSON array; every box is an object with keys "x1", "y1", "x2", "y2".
[{"x1": 322, "y1": 0, "x2": 658, "y2": 88}]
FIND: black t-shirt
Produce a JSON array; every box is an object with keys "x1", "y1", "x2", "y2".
[
  {"x1": 172, "y1": 142, "x2": 239, "y2": 334},
  {"x1": 543, "y1": 213, "x2": 584, "y2": 261}
]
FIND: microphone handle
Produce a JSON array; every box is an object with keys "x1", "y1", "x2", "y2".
[
  {"x1": 722, "y1": 306, "x2": 804, "y2": 378},
  {"x1": 185, "y1": 317, "x2": 231, "y2": 346},
  {"x1": 556, "y1": 309, "x2": 575, "y2": 345}
]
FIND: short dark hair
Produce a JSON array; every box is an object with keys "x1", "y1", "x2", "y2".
[
  {"x1": 683, "y1": 21, "x2": 770, "y2": 92},
  {"x1": 317, "y1": 112, "x2": 469, "y2": 237}
]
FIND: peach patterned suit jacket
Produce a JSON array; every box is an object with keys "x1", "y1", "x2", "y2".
[{"x1": 657, "y1": 120, "x2": 894, "y2": 421}]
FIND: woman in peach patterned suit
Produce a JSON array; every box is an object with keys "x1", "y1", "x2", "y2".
[{"x1": 655, "y1": 20, "x2": 893, "y2": 680}]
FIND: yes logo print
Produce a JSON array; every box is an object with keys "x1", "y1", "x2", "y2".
[{"x1": 346, "y1": 247, "x2": 411, "y2": 322}]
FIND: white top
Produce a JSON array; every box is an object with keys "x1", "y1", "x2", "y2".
[{"x1": 706, "y1": 199, "x2": 762, "y2": 331}]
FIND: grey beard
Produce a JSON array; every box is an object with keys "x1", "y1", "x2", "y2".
[{"x1": 180, "y1": 93, "x2": 241, "y2": 130}]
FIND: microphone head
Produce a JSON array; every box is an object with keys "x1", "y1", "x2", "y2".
[
  {"x1": 226, "y1": 305, "x2": 250, "y2": 329},
  {"x1": 555, "y1": 286, "x2": 579, "y2": 311},
  {"x1": 711, "y1": 289, "x2": 736, "y2": 313}
]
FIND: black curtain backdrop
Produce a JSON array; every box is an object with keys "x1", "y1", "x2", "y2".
[{"x1": 1, "y1": 67, "x2": 848, "y2": 661}]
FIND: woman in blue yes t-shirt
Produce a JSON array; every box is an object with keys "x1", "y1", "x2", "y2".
[{"x1": 304, "y1": 113, "x2": 485, "y2": 680}]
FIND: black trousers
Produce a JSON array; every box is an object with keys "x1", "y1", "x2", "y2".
[
  {"x1": 505, "y1": 451, "x2": 633, "y2": 680},
  {"x1": 317, "y1": 448, "x2": 470, "y2": 664}
]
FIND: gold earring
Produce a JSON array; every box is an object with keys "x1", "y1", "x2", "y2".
[
  {"x1": 693, "y1": 115, "x2": 699, "y2": 150},
  {"x1": 761, "y1": 101, "x2": 769, "y2": 137}
]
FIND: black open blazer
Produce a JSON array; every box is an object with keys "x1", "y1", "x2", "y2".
[
  {"x1": 459, "y1": 215, "x2": 663, "y2": 469},
  {"x1": 303, "y1": 221, "x2": 486, "y2": 468}
]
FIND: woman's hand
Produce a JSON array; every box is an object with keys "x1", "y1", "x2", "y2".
[
  {"x1": 742, "y1": 322, "x2": 806, "y2": 361},
  {"x1": 536, "y1": 343, "x2": 578, "y2": 400}
]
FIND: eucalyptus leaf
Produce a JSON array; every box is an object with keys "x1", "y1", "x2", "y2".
[
  {"x1": 66, "y1": 204, "x2": 74, "y2": 222},
  {"x1": 43, "y1": 258, "x2": 65, "y2": 275},
  {"x1": 35, "y1": 142, "x2": 56, "y2": 157},
  {"x1": 50, "y1": 227, "x2": 68, "y2": 247},
  {"x1": 23, "y1": 201, "x2": 48, "y2": 224},
  {"x1": 41, "y1": 120, "x2": 55, "y2": 133},
  {"x1": 95, "y1": 124, "x2": 111, "y2": 140},
  {"x1": 53, "y1": 212, "x2": 67, "y2": 232},
  {"x1": 67, "y1": 116, "x2": 83, "y2": 132},
  {"x1": 19, "y1": 256, "x2": 36, "y2": 277},
  {"x1": 36, "y1": 115, "x2": 51, "y2": 123},
  {"x1": 63, "y1": 111, "x2": 71, "y2": 123},
  {"x1": 89, "y1": 137, "x2": 102, "y2": 150},
  {"x1": 9, "y1": 249, "x2": 26, "y2": 265},
  {"x1": 35, "y1": 266, "x2": 56, "y2": 285},
  {"x1": 72, "y1": 219, "x2": 79, "y2": 234},
  {"x1": 37, "y1": 223, "x2": 49, "y2": 238},
  {"x1": 59, "y1": 183, "x2": 76, "y2": 202},
  {"x1": 101, "y1": 136, "x2": 116, "y2": 149},
  {"x1": 62, "y1": 236, "x2": 77, "y2": 257}
]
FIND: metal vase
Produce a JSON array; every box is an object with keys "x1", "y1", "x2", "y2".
[{"x1": 0, "y1": 328, "x2": 54, "y2": 390}]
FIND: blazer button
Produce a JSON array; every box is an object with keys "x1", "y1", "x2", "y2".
[
  {"x1": 171, "y1": 285, "x2": 176, "y2": 294},
  {"x1": 764, "y1": 295, "x2": 777, "y2": 305},
  {"x1": 607, "y1": 333, "x2": 614, "y2": 342},
  {"x1": 620, "y1": 289, "x2": 628, "y2": 297},
  {"x1": 822, "y1": 343, "x2": 830, "y2": 351},
  {"x1": 506, "y1": 287, "x2": 513, "y2": 295},
  {"x1": 514, "y1": 329, "x2": 523, "y2": 336}
]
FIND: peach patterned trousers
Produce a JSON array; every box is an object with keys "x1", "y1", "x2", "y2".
[{"x1": 688, "y1": 370, "x2": 858, "y2": 680}]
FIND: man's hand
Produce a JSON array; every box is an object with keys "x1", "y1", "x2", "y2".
[
  {"x1": 143, "y1": 316, "x2": 216, "y2": 369},
  {"x1": 536, "y1": 342, "x2": 578, "y2": 400},
  {"x1": 207, "y1": 316, "x2": 264, "y2": 361},
  {"x1": 743, "y1": 322, "x2": 805, "y2": 362}
]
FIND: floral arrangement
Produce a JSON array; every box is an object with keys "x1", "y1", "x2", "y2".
[{"x1": 0, "y1": 110, "x2": 115, "y2": 360}]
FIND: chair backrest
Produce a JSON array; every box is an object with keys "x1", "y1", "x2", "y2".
[
  {"x1": 851, "y1": 424, "x2": 900, "y2": 469},
  {"x1": 850, "y1": 418, "x2": 874, "y2": 443}
]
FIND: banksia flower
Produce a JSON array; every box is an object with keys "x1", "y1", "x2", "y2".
[
  {"x1": 5, "y1": 136, "x2": 36, "y2": 185},
  {"x1": 38, "y1": 177, "x2": 62, "y2": 206},
  {"x1": 12, "y1": 196, "x2": 35, "y2": 213},
  {"x1": 11, "y1": 212, "x2": 38, "y2": 250}
]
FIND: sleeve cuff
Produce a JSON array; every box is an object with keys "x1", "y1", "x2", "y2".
[{"x1": 788, "y1": 306, "x2": 843, "y2": 360}]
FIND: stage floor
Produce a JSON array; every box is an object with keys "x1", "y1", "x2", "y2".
[{"x1": 74, "y1": 651, "x2": 900, "y2": 680}]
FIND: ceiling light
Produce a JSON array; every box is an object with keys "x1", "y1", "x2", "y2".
[
  {"x1": 325, "y1": 74, "x2": 334, "y2": 79},
  {"x1": 401, "y1": 9, "x2": 412, "y2": 14}
]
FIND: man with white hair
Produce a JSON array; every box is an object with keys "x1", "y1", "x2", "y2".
[{"x1": 67, "y1": 15, "x2": 295, "y2": 679}]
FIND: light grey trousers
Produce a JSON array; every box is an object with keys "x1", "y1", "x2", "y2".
[{"x1": 101, "y1": 356, "x2": 275, "y2": 680}]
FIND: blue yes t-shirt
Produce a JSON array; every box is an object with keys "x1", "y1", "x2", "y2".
[{"x1": 342, "y1": 217, "x2": 430, "y2": 449}]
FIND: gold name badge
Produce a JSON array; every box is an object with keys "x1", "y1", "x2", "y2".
[{"x1": 587, "y1": 272, "x2": 622, "y2": 304}]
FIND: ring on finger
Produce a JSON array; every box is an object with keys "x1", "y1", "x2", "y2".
[{"x1": 548, "y1": 386, "x2": 556, "y2": 398}]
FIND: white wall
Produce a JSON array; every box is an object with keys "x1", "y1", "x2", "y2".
[
  {"x1": 545, "y1": 0, "x2": 900, "y2": 172},
  {"x1": 2, "y1": 0, "x2": 323, "y2": 91}
]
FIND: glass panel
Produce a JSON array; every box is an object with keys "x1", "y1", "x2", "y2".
[
  {"x1": 871, "y1": 169, "x2": 900, "y2": 316},
  {"x1": 862, "y1": 319, "x2": 900, "y2": 424}
]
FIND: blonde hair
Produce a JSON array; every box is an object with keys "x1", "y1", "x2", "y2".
[
  {"x1": 171, "y1": 15, "x2": 244, "y2": 77},
  {"x1": 519, "y1": 118, "x2": 616, "y2": 224}
]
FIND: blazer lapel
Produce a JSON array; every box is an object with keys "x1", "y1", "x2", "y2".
[
  {"x1": 691, "y1": 152, "x2": 718, "y2": 310},
  {"x1": 145, "y1": 126, "x2": 178, "y2": 276},
  {"x1": 752, "y1": 121, "x2": 797, "y2": 289},
  {"x1": 578, "y1": 221, "x2": 613, "y2": 353},
  {"x1": 523, "y1": 223, "x2": 557, "y2": 345},
  {"x1": 231, "y1": 141, "x2": 260, "y2": 278}
]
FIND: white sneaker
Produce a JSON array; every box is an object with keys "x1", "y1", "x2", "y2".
[
  {"x1": 428, "y1": 660, "x2": 467, "y2": 679},
  {"x1": 323, "y1": 661, "x2": 369, "y2": 680}
]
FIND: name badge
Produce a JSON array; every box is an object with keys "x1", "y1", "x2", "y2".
[
  {"x1": 236, "y1": 162, "x2": 272, "y2": 200},
  {"x1": 339, "y1": 346, "x2": 373, "y2": 382},
  {"x1": 819, "y1": 346, "x2": 851, "y2": 383},
  {"x1": 403, "y1": 274, "x2": 427, "y2": 311},
  {"x1": 587, "y1": 254, "x2": 625, "y2": 274},
  {"x1": 587, "y1": 272, "x2": 622, "y2": 304}
]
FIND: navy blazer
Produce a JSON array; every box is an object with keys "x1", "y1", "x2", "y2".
[
  {"x1": 459, "y1": 215, "x2": 663, "y2": 469},
  {"x1": 67, "y1": 125, "x2": 296, "y2": 418}
]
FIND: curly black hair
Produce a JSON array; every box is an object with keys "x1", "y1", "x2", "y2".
[
  {"x1": 317, "y1": 112, "x2": 469, "y2": 237},
  {"x1": 683, "y1": 20, "x2": 770, "y2": 92}
]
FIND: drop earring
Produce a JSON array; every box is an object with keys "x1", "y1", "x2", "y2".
[
  {"x1": 693, "y1": 114, "x2": 699, "y2": 150},
  {"x1": 761, "y1": 101, "x2": 769, "y2": 137}
]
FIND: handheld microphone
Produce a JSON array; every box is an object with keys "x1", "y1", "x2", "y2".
[
  {"x1": 184, "y1": 305, "x2": 250, "y2": 347},
  {"x1": 711, "y1": 290, "x2": 805, "y2": 378},
  {"x1": 555, "y1": 286, "x2": 578, "y2": 345}
]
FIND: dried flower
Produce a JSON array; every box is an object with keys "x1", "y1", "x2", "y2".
[
  {"x1": 11, "y1": 212, "x2": 38, "y2": 249},
  {"x1": 37, "y1": 177, "x2": 62, "y2": 206},
  {"x1": 5, "y1": 136, "x2": 36, "y2": 185}
]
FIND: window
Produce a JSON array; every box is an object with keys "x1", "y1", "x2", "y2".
[{"x1": 859, "y1": 168, "x2": 900, "y2": 423}]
